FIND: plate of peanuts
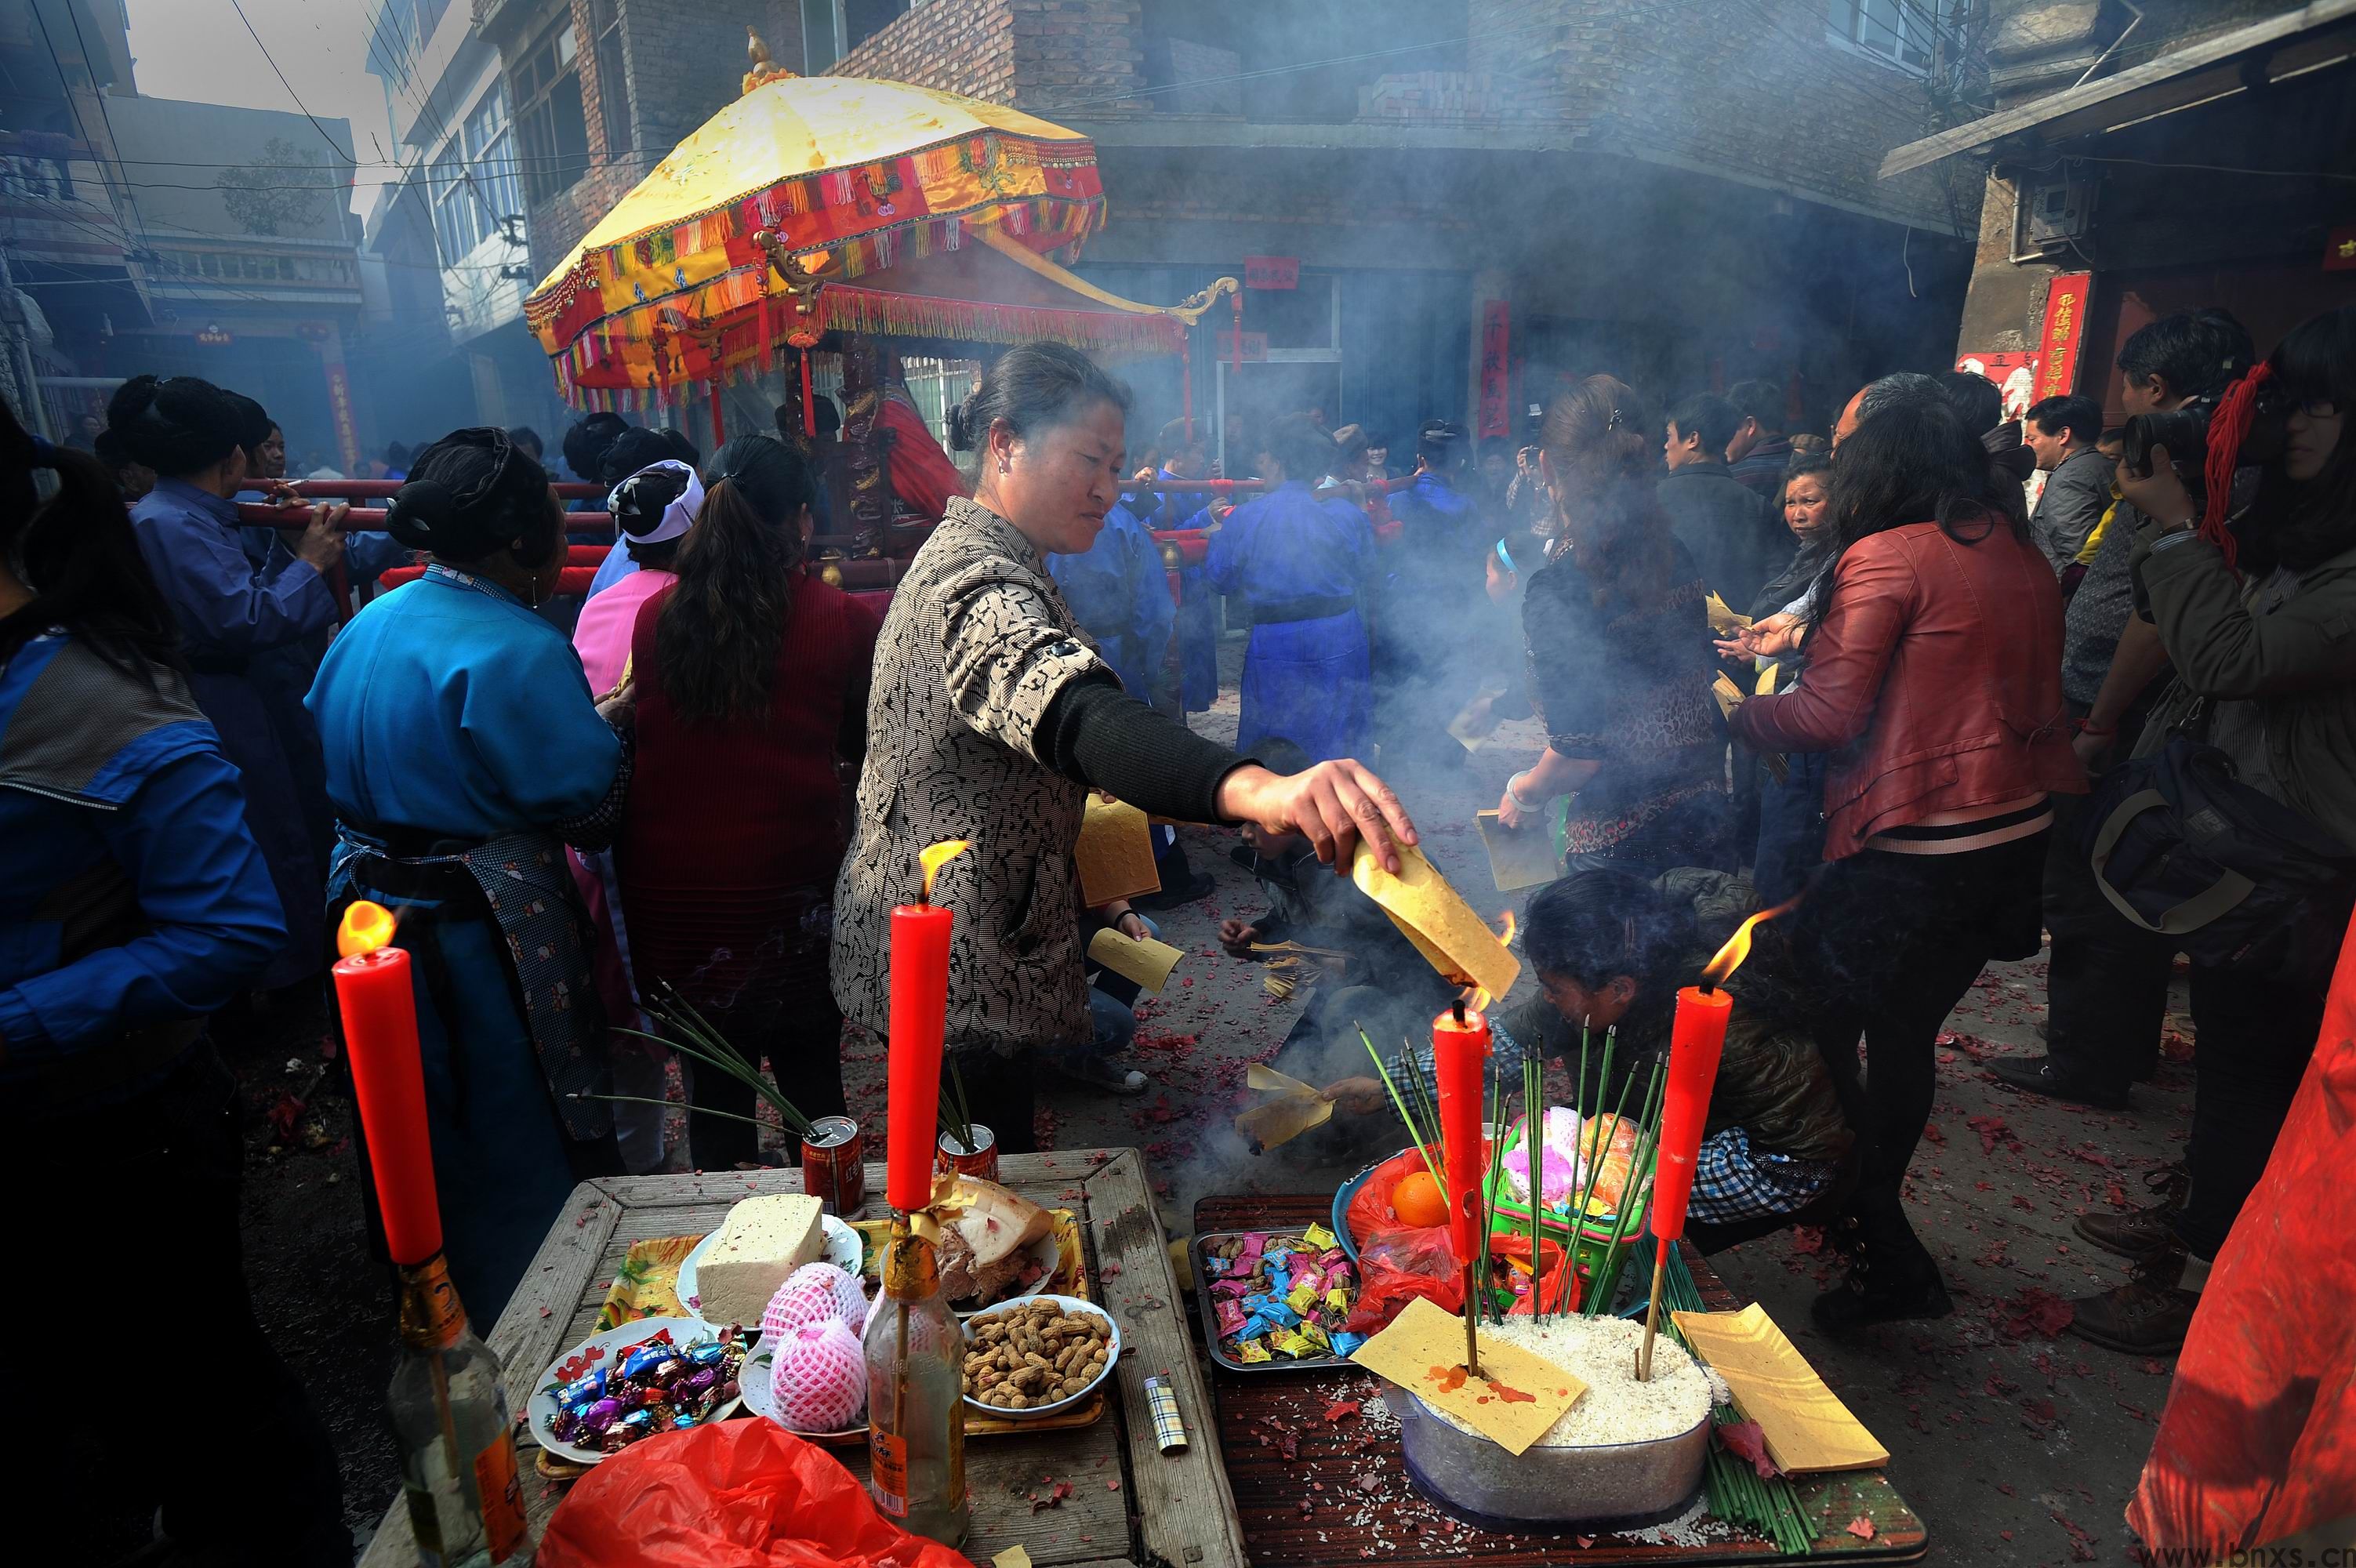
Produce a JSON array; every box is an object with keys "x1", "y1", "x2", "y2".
[{"x1": 960, "y1": 1294, "x2": 1120, "y2": 1420}]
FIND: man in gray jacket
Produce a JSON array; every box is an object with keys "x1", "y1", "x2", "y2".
[{"x1": 2024, "y1": 393, "x2": 2113, "y2": 574}]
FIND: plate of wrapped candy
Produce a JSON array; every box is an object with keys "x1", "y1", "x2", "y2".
[
  {"x1": 1192, "y1": 1225, "x2": 1367, "y2": 1374},
  {"x1": 530, "y1": 1317, "x2": 747, "y2": 1465}
]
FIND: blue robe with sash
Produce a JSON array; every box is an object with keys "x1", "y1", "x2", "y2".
[
  {"x1": 1048, "y1": 501, "x2": 1176, "y2": 700},
  {"x1": 1206, "y1": 480, "x2": 1374, "y2": 761},
  {"x1": 131, "y1": 479, "x2": 336, "y2": 988},
  {"x1": 307, "y1": 565, "x2": 623, "y2": 1316}
]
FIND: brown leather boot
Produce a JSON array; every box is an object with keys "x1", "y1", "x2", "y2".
[
  {"x1": 2066, "y1": 1249, "x2": 2196, "y2": 1356},
  {"x1": 2073, "y1": 1163, "x2": 2189, "y2": 1259}
]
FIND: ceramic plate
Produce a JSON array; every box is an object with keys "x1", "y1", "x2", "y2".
[
  {"x1": 676, "y1": 1213, "x2": 862, "y2": 1326},
  {"x1": 528, "y1": 1317, "x2": 746, "y2": 1466},
  {"x1": 959, "y1": 1294, "x2": 1120, "y2": 1420}
]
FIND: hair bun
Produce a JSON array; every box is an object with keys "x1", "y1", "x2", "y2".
[
  {"x1": 384, "y1": 478, "x2": 459, "y2": 551},
  {"x1": 613, "y1": 464, "x2": 689, "y2": 536}
]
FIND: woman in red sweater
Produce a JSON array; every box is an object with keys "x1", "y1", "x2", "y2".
[
  {"x1": 618, "y1": 435, "x2": 880, "y2": 1169},
  {"x1": 1729, "y1": 390, "x2": 2081, "y2": 1333}
]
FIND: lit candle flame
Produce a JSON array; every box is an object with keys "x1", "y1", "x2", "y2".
[
  {"x1": 919, "y1": 839, "x2": 971, "y2": 903},
  {"x1": 1496, "y1": 910, "x2": 1517, "y2": 948},
  {"x1": 1699, "y1": 895, "x2": 1802, "y2": 989},
  {"x1": 337, "y1": 899, "x2": 397, "y2": 959}
]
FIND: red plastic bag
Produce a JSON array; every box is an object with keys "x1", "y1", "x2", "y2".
[
  {"x1": 1345, "y1": 1148, "x2": 1436, "y2": 1244},
  {"x1": 538, "y1": 1421, "x2": 975, "y2": 1568},
  {"x1": 1490, "y1": 1232, "x2": 1577, "y2": 1316},
  {"x1": 1344, "y1": 1223, "x2": 1465, "y2": 1334}
]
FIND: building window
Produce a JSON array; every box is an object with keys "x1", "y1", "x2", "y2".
[
  {"x1": 800, "y1": 0, "x2": 910, "y2": 71},
  {"x1": 514, "y1": 19, "x2": 588, "y2": 204},
  {"x1": 591, "y1": 0, "x2": 631, "y2": 158},
  {"x1": 1827, "y1": 0, "x2": 1934, "y2": 71},
  {"x1": 463, "y1": 85, "x2": 524, "y2": 236},
  {"x1": 430, "y1": 145, "x2": 491, "y2": 265}
]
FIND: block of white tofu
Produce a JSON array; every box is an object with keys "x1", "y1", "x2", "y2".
[{"x1": 695, "y1": 1193, "x2": 826, "y2": 1328}]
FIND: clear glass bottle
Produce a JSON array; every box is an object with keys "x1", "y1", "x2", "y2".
[
  {"x1": 864, "y1": 1228, "x2": 969, "y2": 1546},
  {"x1": 387, "y1": 1254, "x2": 532, "y2": 1566}
]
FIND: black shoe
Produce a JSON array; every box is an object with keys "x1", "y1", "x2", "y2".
[
  {"x1": 1810, "y1": 1213, "x2": 1954, "y2": 1336},
  {"x1": 2074, "y1": 1163, "x2": 2188, "y2": 1259},
  {"x1": 1990, "y1": 1054, "x2": 2130, "y2": 1110},
  {"x1": 1134, "y1": 869, "x2": 1215, "y2": 911}
]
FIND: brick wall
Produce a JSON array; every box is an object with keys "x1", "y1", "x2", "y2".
[
  {"x1": 1463, "y1": 0, "x2": 1971, "y2": 234},
  {"x1": 828, "y1": 0, "x2": 1141, "y2": 114},
  {"x1": 512, "y1": 0, "x2": 783, "y2": 277}
]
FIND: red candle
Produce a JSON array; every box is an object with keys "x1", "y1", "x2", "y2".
[
  {"x1": 887, "y1": 840, "x2": 968, "y2": 1213},
  {"x1": 1431, "y1": 1003, "x2": 1491, "y2": 1266},
  {"x1": 1650, "y1": 985, "x2": 1733, "y2": 1243},
  {"x1": 332, "y1": 901, "x2": 442, "y2": 1266}
]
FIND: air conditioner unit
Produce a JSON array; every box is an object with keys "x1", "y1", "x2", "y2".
[{"x1": 2024, "y1": 172, "x2": 2096, "y2": 249}]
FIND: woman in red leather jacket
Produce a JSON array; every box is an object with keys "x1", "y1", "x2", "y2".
[{"x1": 1729, "y1": 392, "x2": 2083, "y2": 1333}]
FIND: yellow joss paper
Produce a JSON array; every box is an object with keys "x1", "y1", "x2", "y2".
[
  {"x1": 1351, "y1": 1298, "x2": 1586, "y2": 1457},
  {"x1": 1302, "y1": 1222, "x2": 1337, "y2": 1250},
  {"x1": 1076, "y1": 795, "x2": 1161, "y2": 906},
  {"x1": 1349, "y1": 842, "x2": 1519, "y2": 1002},
  {"x1": 1285, "y1": 1282, "x2": 1319, "y2": 1316},
  {"x1": 1086, "y1": 926, "x2": 1185, "y2": 993},
  {"x1": 1238, "y1": 1339, "x2": 1273, "y2": 1364},
  {"x1": 992, "y1": 1550, "x2": 1034, "y2": 1568}
]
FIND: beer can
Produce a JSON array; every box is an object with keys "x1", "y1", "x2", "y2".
[
  {"x1": 936, "y1": 1123, "x2": 999, "y2": 1183},
  {"x1": 800, "y1": 1115, "x2": 866, "y2": 1216}
]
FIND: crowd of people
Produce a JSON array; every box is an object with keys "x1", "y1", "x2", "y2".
[{"x1": 6, "y1": 297, "x2": 2351, "y2": 1565}]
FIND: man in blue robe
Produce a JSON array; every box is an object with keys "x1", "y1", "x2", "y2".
[
  {"x1": 114, "y1": 376, "x2": 351, "y2": 989},
  {"x1": 1207, "y1": 415, "x2": 1374, "y2": 761},
  {"x1": 1375, "y1": 419, "x2": 1485, "y2": 768},
  {"x1": 1135, "y1": 418, "x2": 1222, "y2": 713},
  {"x1": 1049, "y1": 497, "x2": 1176, "y2": 702}
]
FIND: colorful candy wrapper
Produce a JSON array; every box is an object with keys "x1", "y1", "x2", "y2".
[
  {"x1": 1324, "y1": 1287, "x2": 1349, "y2": 1314},
  {"x1": 1284, "y1": 1282, "x2": 1319, "y2": 1316},
  {"x1": 1302, "y1": 1222, "x2": 1338, "y2": 1250},
  {"x1": 1204, "y1": 1255, "x2": 1231, "y2": 1276},
  {"x1": 1238, "y1": 1338, "x2": 1273, "y2": 1364},
  {"x1": 1241, "y1": 1291, "x2": 1272, "y2": 1315},
  {"x1": 1272, "y1": 1330, "x2": 1315, "y2": 1358},
  {"x1": 1298, "y1": 1322, "x2": 1332, "y2": 1352},
  {"x1": 1216, "y1": 1300, "x2": 1247, "y2": 1335},
  {"x1": 1330, "y1": 1330, "x2": 1367, "y2": 1357}
]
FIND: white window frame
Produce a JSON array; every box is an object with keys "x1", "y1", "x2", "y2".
[{"x1": 1825, "y1": 0, "x2": 1937, "y2": 75}]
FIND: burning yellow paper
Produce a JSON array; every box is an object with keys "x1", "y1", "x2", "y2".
[
  {"x1": 1704, "y1": 591, "x2": 1752, "y2": 636},
  {"x1": 1350, "y1": 841, "x2": 1519, "y2": 1002},
  {"x1": 1234, "y1": 1062, "x2": 1334, "y2": 1153},
  {"x1": 1476, "y1": 810, "x2": 1559, "y2": 893},
  {"x1": 1350, "y1": 1297, "x2": 1586, "y2": 1457}
]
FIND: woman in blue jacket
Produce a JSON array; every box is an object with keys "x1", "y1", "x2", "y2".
[{"x1": 0, "y1": 408, "x2": 346, "y2": 1565}]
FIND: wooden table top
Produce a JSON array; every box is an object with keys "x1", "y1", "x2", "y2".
[{"x1": 357, "y1": 1149, "x2": 1243, "y2": 1568}]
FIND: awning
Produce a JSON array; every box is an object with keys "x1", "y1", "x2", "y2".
[{"x1": 1879, "y1": 0, "x2": 2356, "y2": 179}]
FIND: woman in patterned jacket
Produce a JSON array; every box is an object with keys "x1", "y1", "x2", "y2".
[{"x1": 833, "y1": 343, "x2": 1421, "y2": 1153}]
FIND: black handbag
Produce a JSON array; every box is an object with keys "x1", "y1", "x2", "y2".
[{"x1": 2083, "y1": 722, "x2": 2356, "y2": 981}]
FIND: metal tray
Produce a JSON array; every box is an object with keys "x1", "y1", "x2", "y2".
[{"x1": 1191, "y1": 1227, "x2": 1359, "y2": 1376}]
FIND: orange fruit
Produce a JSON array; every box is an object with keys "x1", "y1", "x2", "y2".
[{"x1": 1392, "y1": 1169, "x2": 1449, "y2": 1229}]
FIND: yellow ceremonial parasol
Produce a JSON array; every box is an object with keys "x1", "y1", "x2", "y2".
[{"x1": 526, "y1": 33, "x2": 1227, "y2": 400}]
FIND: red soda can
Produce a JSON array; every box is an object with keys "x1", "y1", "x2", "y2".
[
  {"x1": 800, "y1": 1115, "x2": 866, "y2": 1216},
  {"x1": 936, "y1": 1123, "x2": 999, "y2": 1184}
]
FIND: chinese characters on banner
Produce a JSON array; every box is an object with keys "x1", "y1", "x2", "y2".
[
  {"x1": 1479, "y1": 300, "x2": 1512, "y2": 438},
  {"x1": 1243, "y1": 255, "x2": 1299, "y2": 290},
  {"x1": 2033, "y1": 272, "x2": 2093, "y2": 400},
  {"x1": 325, "y1": 364, "x2": 361, "y2": 475},
  {"x1": 1955, "y1": 350, "x2": 2042, "y2": 419},
  {"x1": 1215, "y1": 330, "x2": 1269, "y2": 361}
]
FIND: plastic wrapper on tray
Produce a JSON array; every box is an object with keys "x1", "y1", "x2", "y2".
[{"x1": 1194, "y1": 1225, "x2": 1366, "y2": 1372}]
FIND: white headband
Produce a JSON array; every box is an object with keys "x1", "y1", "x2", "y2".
[{"x1": 608, "y1": 459, "x2": 704, "y2": 545}]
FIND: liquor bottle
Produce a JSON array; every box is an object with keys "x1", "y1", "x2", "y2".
[
  {"x1": 863, "y1": 1229, "x2": 969, "y2": 1546},
  {"x1": 387, "y1": 1254, "x2": 530, "y2": 1566}
]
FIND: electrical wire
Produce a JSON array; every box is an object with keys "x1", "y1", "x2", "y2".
[
  {"x1": 225, "y1": 0, "x2": 358, "y2": 163},
  {"x1": 34, "y1": 0, "x2": 159, "y2": 249}
]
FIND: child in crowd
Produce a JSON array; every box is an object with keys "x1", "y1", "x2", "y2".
[{"x1": 1324, "y1": 866, "x2": 1855, "y2": 1236}]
